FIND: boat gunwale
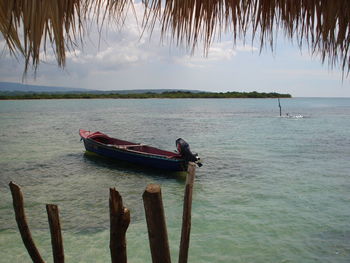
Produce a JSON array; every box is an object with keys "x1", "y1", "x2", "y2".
[{"x1": 84, "y1": 137, "x2": 184, "y2": 162}]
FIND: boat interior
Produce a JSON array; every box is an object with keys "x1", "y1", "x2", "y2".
[{"x1": 90, "y1": 135, "x2": 180, "y2": 158}]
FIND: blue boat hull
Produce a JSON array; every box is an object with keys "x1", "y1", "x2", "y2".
[{"x1": 82, "y1": 138, "x2": 187, "y2": 172}]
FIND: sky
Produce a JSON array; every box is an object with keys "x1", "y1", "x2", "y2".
[{"x1": 0, "y1": 2, "x2": 349, "y2": 97}]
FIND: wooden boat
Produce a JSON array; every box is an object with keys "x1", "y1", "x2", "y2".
[{"x1": 79, "y1": 129, "x2": 201, "y2": 171}]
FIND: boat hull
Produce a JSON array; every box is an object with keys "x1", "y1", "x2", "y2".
[{"x1": 81, "y1": 135, "x2": 188, "y2": 172}]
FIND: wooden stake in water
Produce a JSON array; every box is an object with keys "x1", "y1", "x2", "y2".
[
  {"x1": 9, "y1": 181, "x2": 45, "y2": 263},
  {"x1": 178, "y1": 162, "x2": 196, "y2": 263},
  {"x1": 109, "y1": 188, "x2": 130, "y2": 263},
  {"x1": 143, "y1": 184, "x2": 171, "y2": 263},
  {"x1": 46, "y1": 204, "x2": 64, "y2": 263}
]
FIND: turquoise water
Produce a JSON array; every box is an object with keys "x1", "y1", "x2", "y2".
[{"x1": 0, "y1": 98, "x2": 349, "y2": 262}]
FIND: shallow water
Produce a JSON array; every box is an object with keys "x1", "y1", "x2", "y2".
[{"x1": 0, "y1": 98, "x2": 349, "y2": 262}]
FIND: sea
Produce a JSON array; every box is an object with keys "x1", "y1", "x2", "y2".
[{"x1": 0, "y1": 98, "x2": 349, "y2": 263}]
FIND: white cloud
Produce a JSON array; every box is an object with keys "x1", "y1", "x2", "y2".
[
  {"x1": 267, "y1": 68, "x2": 342, "y2": 80},
  {"x1": 0, "y1": 2, "x2": 258, "y2": 81},
  {"x1": 235, "y1": 45, "x2": 258, "y2": 52},
  {"x1": 174, "y1": 41, "x2": 257, "y2": 68},
  {"x1": 56, "y1": 2, "x2": 164, "y2": 73}
]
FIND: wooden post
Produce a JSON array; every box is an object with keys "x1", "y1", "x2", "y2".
[
  {"x1": 109, "y1": 188, "x2": 130, "y2": 263},
  {"x1": 9, "y1": 181, "x2": 45, "y2": 263},
  {"x1": 46, "y1": 204, "x2": 64, "y2": 263},
  {"x1": 178, "y1": 163, "x2": 196, "y2": 263},
  {"x1": 143, "y1": 184, "x2": 171, "y2": 263}
]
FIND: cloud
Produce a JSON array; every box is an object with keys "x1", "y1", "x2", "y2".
[
  {"x1": 53, "y1": 3, "x2": 165, "y2": 73},
  {"x1": 0, "y1": 1, "x2": 259, "y2": 84},
  {"x1": 266, "y1": 68, "x2": 342, "y2": 80},
  {"x1": 174, "y1": 41, "x2": 257, "y2": 68}
]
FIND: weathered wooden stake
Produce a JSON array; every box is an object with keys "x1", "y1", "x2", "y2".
[
  {"x1": 143, "y1": 184, "x2": 171, "y2": 263},
  {"x1": 9, "y1": 181, "x2": 45, "y2": 263},
  {"x1": 178, "y1": 163, "x2": 196, "y2": 263},
  {"x1": 109, "y1": 188, "x2": 130, "y2": 263},
  {"x1": 46, "y1": 204, "x2": 64, "y2": 263}
]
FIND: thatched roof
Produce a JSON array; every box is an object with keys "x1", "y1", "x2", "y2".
[{"x1": 1, "y1": 0, "x2": 349, "y2": 74}]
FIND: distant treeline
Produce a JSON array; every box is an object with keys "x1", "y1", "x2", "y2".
[{"x1": 0, "y1": 91, "x2": 291, "y2": 100}]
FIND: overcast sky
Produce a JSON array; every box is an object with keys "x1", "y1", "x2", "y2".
[{"x1": 0, "y1": 2, "x2": 349, "y2": 97}]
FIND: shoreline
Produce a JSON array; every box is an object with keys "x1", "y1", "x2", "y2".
[
  {"x1": 0, "y1": 91, "x2": 292, "y2": 100},
  {"x1": 0, "y1": 97, "x2": 293, "y2": 100}
]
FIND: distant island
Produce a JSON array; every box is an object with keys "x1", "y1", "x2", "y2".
[
  {"x1": 0, "y1": 91, "x2": 291, "y2": 99},
  {"x1": 0, "y1": 82, "x2": 291, "y2": 99}
]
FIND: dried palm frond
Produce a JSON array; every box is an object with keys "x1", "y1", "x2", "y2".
[
  {"x1": 146, "y1": 0, "x2": 350, "y2": 74},
  {"x1": 0, "y1": 0, "x2": 130, "y2": 72},
  {"x1": 1, "y1": 0, "x2": 349, "y2": 75}
]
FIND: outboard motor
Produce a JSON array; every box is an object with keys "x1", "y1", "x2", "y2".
[{"x1": 176, "y1": 138, "x2": 202, "y2": 167}]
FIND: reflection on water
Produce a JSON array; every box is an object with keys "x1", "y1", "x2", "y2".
[{"x1": 83, "y1": 151, "x2": 188, "y2": 181}]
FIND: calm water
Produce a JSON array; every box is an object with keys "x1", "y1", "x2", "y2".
[{"x1": 0, "y1": 98, "x2": 349, "y2": 262}]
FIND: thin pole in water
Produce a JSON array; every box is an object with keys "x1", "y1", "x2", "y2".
[{"x1": 278, "y1": 98, "x2": 282, "y2": 116}]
